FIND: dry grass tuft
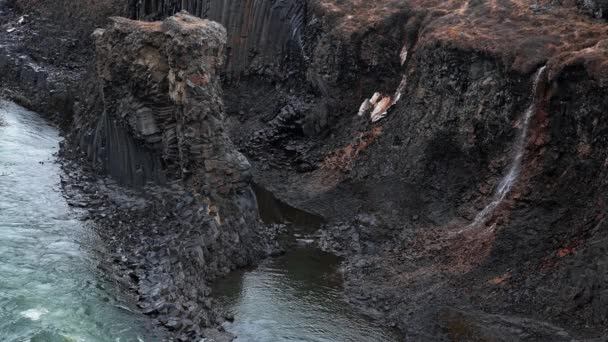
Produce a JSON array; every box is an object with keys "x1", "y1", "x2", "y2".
[{"x1": 311, "y1": 0, "x2": 608, "y2": 82}]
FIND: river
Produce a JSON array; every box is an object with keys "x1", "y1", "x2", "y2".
[
  {"x1": 215, "y1": 188, "x2": 402, "y2": 342},
  {"x1": 0, "y1": 101, "x2": 164, "y2": 342},
  {"x1": 0, "y1": 100, "x2": 400, "y2": 341},
  {"x1": 215, "y1": 246, "x2": 402, "y2": 342}
]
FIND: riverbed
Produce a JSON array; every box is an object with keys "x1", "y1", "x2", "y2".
[{"x1": 0, "y1": 101, "x2": 164, "y2": 341}]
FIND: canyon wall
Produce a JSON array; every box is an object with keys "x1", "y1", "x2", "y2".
[
  {"x1": 3, "y1": 0, "x2": 608, "y2": 340},
  {"x1": 313, "y1": 43, "x2": 608, "y2": 340},
  {"x1": 69, "y1": 12, "x2": 268, "y2": 339},
  {"x1": 201, "y1": 0, "x2": 608, "y2": 340},
  {"x1": 129, "y1": 0, "x2": 307, "y2": 78}
]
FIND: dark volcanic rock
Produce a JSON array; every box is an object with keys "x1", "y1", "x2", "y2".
[
  {"x1": 0, "y1": 1, "x2": 77, "y2": 127},
  {"x1": 212, "y1": 1, "x2": 608, "y2": 341},
  {"x1": 4, "y1": 0, "x2": 608, "y2": 341},
  {"x1": 81, "y1": 12, "x2": 260, "y2": 251},
  {"x1": 65, "y1": 12, "x2": 271, "y2": 340},
  {"x1": 129, "y1": 0, "x2": 307, "y2": 79},
  {"x1": 88, "y1": 13, "x2": 248, "y2": 193},
  {"x1": 577, "y1": 0, "x2": 608, "y2": 20}
]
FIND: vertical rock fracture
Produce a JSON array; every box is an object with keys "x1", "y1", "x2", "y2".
[{"x1": 74, "y1": 12, "x2": 267, "y2": 340}]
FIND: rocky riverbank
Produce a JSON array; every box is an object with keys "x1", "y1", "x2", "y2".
[
  {"x1": 1, "y1": 4, "x2": 279, "y2": 340},
  {"x1": 58, "y1": 148, "x2": 282, "y2": 341},
  {"x1": 2, "y1": 0, "x2": 608, "y2": 341},
  {"x1": 63, "y1": 12, "x2": 287, "y2": 341},
  {"x1": 0, "y1": 1, "x2": 76, "y2": 127}
]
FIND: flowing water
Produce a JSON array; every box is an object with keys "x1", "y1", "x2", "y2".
[
  {"x1": 0, "y1": 100, "x2": 400, "y2": 341},
  {"x1": 470, "y1": 66, "x2": 547, "y2": 228},
  {"x1": 215, "y1": 247, "x2": 402, "y2": 342},
  {"x1": 0, "y1": 101, "x2": 165, "y2": 342},
  {"x1": 215, "y1": 187, "x2": 402, "y2": 342}
]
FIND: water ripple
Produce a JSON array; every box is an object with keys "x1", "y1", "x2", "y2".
[
  {"x1": 0, "y1": 101, "x2": 164, "y2": 342},
  {"x1": 215, "y1": 247, "x2": 402, "y2": 342}
]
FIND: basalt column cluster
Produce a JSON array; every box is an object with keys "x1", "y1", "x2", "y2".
[
  {"x1": 71, "y1": 12, "x2": 268, "y2": 339},
  {"x1": 128, "y1": 0, "x2": 308, "y2": 78},
  {"x1": 89, "y1": 12, "x2": 255, "y2": 212}
]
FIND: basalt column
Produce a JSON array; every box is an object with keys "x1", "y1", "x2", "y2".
[
  {"x1": 129, "y1": 0, "x2": 308, "y2": 78},
  {"x1": 79, "y1": 12, "x2": 264, "y2": 338},
  {"x1": 90, "y1": 11, "x2": 257, "y2": 220}
]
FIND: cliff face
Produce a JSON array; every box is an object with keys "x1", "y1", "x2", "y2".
[
  {"x1": 84, "y1": 12, "x2": 254, "y2": 212},
  {"x1": 68, "y1": 12, "x2": 267, "y2": 340},
  {"x1": 175, "y1": 0, "x2": 608, "y2": 340},
  {"x1": 313, "y1": 44, "x2": 608, "y2": 340},
  {"x1": 4, "y1": 0, "x2": 608, "y2": 340},
  {"x1": 129, "y1": 0, "x2": 307, "y2": 78}
]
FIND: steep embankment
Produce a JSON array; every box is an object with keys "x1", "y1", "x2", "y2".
[
  {"x1": 127, "y1": 0, "x2": 608, "y2": 340},
  {"x1": 2, "y1": 0, "x2": 608, "y2": 340},
  {"x1": 64, "y1": 12, "x2": 275, "y2": 341},
  {"x1": 243, "y1": 1, "x2": 608, "y2": 340}
]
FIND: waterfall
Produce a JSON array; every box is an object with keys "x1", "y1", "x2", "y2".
[{"x1": 469, "y1": 65, "x2": 547, "y2": 229}]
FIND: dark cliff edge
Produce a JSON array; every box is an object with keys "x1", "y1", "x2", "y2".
[
  {"x1": 129, "y1": 0, "x2": 308, "y2": 79},
  {"x1": 68, "y1": 12, "x2": 273, "y2": 340},
  {"x1": 2, "y1": 0, "x2": 608, "y2": 341}
]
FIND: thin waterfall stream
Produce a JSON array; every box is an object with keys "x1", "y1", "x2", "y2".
[{"x1": 469, "y1": 66, "x2": 547, "y2": 229}]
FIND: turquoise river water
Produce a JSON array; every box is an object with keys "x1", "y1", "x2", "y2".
[
  {"x1": 0, "y1": 100, "x2": 400, "y2": 342},
  {"x1": 0, "y1": 101, "x2": 164, "y2": 342}
]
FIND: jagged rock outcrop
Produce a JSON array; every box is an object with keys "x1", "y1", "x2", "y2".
[
  {"x1": 69, "y1": 12, "x2": 268, "y2": 340},
  {"x1": 129, "y1": 0, "x2": 307, "y2": 78},
  {"x1": 87, "y1": 12, "x2": 254, "y2": 211}
]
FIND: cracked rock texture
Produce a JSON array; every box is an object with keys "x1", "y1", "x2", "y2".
[
  {"x1": 68, "y1": 12, "x2": 268, "y2": 340},
  {"x1": 129, "y1": 0, "x2": 307, "y2": 78},
  {"x1": 86, "y1": 12, "x2": 255, "y2": 212},
  {"x1": 4, "y1": 0, "x2": 608, "y2": 341}
]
